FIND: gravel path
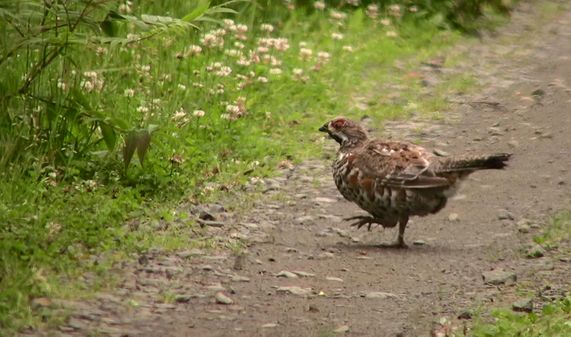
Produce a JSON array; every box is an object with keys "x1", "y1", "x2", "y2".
[{"x1": 27, "y1": 2, "x2": 571, "y2": 336}]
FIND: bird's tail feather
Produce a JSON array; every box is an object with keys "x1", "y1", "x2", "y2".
[{"x1": 437, "y1": 153, "x2": 512, "y2": 173}]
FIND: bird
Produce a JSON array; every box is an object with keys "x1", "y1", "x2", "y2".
[{"x1": 319, "y1": 117, "x2": 511, "y2": 248}]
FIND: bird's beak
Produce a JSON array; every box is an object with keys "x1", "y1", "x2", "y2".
[{"x1": 318, "y1": 123, "x2": 329, "y2": 132}]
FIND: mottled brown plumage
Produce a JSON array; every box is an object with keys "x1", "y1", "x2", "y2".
[{"x1": 319, "y1": 117, "x2": 511, "y2": 248}]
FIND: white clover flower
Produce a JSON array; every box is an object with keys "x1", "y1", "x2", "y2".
[
  {"x1": 380, "y1": 18, "x2": 391, "y2": 26},
  {"x1": 178, "y1": 84, "x2": 187, "y2": 90},
  {"x1": 96, "y1": 47, "x2": 107, "y2": 56},
  {"x1": 236, "y1": 24, "x2": 248, "y2": 33},
  {"x1": 226, "y1": 104, "x2": 240, "y2": 114},
  {"x1": 330, "y1": 10, "x2": 347, "y2": 21},
  {"x1": 313, "y1": 1, "x2": 325, "y2": 10},
  {"x1": 234, "y1": 41, "x2": 245, "y2": 49},
  {"x1": 81, "y1": 80, "x2": 95, "y2": 92},
  {"x1": 124, "y1": 88, "x2": 135, "y2": 97},
  {"x1": 57, "y1": 79, "x2": 66, "y2": 90},
  {"x1": 249, "y1": 51, "x2": 261, "y2": 64},
  {"x1": 215, "y1": 66, "x2": 232, "y2": 77},
  {"x1": 342, "y1": 45, "x2": 354, "y2": 52},
  {"x1": 201, "y1": 33, "x2": 224, "y2": 48},
  {"x1": 317, "y1": 51, "x2": 331, "y2": 62},
  {"x1": 224, "y1": 49, "x2": 242, "y2": 57},
  {"x1": 220, "y1": 113, "x2": 231, "y2": 120},
  {"x1": 269, "y1": 68, "x2": 282, "y2": 75},
  {"x1": 223, "y1": 19, "x2": 235, "y2": 27},
  {"x1": 187, "y1": 45, "x2": 202, "y2": 56},
  {"x1": 409, "y1": 6, "x2": 418, "y2": 13},
  {"x1": 127, "y1": 33, "x2": 139, "y2": 42},
  {"x1": 172, "y1": 107, "x2": 187, "y2": 120},
  {"x1": 273, "y1": 38, "x2": 290, "y2": 51},
  {"x1": 237, "y1": 57, "x2": 251, "y2": 66},
  {"x1": 260, "y1": 23, "x2": 274, "y2": 32},
  {"x1": 366, "y1": 4, "x2": 379, "y2": 19},
  {"x1": 389, "y1": 4, "x2": 402, "y2": 17},
  {"x1": 292, "y1": 68, "x2": 303, "y2": 76},
  {"x1": 386, "y1": 31, "x2": 398, "y2": 38},
  {"x1": 118, "y1": 2, "x2": 132, "y2": 14},
  {"x1": 83, "y1": 71, "x2": 98, "y2": 79},
  {"x1": 193, "y1": 110, "x2": 205, "y2": 117},
  {"x1": 214, "y1": 28, "x2": 227, "y2": 37},
  {"x1": 299, "y1": 41, "x2": 308, "y2": 48},
  {"x1": 257, "y1": 46, "x2": 270, "y2": 54},
  {"x1": 331, "y1": 33, "x2": 344, "y2": 40},
  {"x1": 347, "y1": 0, "x2": 360, "y2": 6},
  {"x1": 257, "y1": 76, "x2": 268, "y2": 83},
  {"x1": 136, "y1": 105, "x2": 149, "y2": 113},
  {"x1": 299, "y1": 48, "x2": 313, "y2": 60}
]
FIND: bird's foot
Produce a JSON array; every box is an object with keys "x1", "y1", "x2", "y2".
[
  {"x1": 378, "y1": 241, "x2": 408, "y2": 249},
  {"x1": 344, "y1": 216, "x2": 379, "y2": 231}
]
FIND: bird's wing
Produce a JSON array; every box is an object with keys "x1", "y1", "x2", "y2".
[{"x1": 353, "y1": 140, "x2": 450, "y2": 189}]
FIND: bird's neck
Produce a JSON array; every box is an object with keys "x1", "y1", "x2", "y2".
[{"x1": 339, "y1": 138, "x2": 366, "y2": 153}]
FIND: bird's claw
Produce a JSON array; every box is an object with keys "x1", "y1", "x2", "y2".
[{"x1": 346, "y1": 216, "x2": 378, "y2": 231}]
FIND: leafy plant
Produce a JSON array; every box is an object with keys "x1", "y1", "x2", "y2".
[
  {"x1": 0, "y1": 0, "x2": 232, "y2": 172},
  {"x1": 533, "y1": 211, "x2": 571, "y2": 249},
  {"x1": 0, "y1": 0, "x2": 521, "y2": 334},
  {"x1": 472, "y1": 296, "x2": 571, "y2": 337}
]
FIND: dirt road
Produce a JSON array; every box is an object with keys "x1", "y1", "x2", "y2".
[{"x1": 31, "y1": 2, "x2": 571, "y2": 337}]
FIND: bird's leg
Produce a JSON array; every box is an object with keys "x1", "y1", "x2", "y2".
[
  {"x1": 395, "y1": 215, "x2": 409, "y2": 248},
  {"x1": 344, "y1": 215, "x2": 381, "y2": 231},
  {"x1": 379, "y1": 215, "x2": 409, "y2": 249}
]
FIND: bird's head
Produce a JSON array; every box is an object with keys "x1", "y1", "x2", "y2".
[{"x1": 319, "y1": 117, "x2": 368, "y2": 148}]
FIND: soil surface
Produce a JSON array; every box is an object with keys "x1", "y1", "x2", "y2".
[{"x1": 28, "y1": 2, "x2": 571, "y2": 337}]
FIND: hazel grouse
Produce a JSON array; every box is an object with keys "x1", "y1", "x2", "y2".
[{"x1": 319, "y1": 117, "x2": 511, "y2": 248}]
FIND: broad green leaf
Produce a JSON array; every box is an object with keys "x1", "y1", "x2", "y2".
[
  {"x1": 147, "y1": 124, "x2": 159, "y2": 133},
  {"x1": 182, "y1": 0, "x2": 210, "y2": 22},
  {"x1": 100, "y1": 17, "x2": 116, "y2": 37},
  {"x1": 99, "y1": 122, "x2": 116, "y2": 151},
  {"x1": 135, "y1": 130, "x2": 152, "y2": 167},
  {"x1": 70, "y1": 88, "x2": 92, "y2": 112},
  {"x1": 123, "y1": 132, "x2": 138, "y2": 171},
  {"x1": 206, "y1": 7, "x2": 237, "y2": 15}
]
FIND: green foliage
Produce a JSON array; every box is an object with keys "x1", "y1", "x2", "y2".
[
  {"x1": 472, "y1": 296, "x2": 571, "y2": 337},
  {"x1": 0, "y1": 0, "x2": 516, "y2": 334},
  {"x1": 409, "y1": 0, "x2": 514, "y2": 32},
  {"x1": 533, "y1": 211, "x2": 571, "y2": 249},
  {"x1": 0, "y1": 0, "x2": 230, "y2": 171}
]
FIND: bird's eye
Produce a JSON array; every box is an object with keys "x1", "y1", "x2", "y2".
[{"x1": 332, "y1": 119, "x2": 346, "y2": 129}]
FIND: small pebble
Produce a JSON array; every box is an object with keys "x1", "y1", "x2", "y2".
[{"x1": 215, "y1": 292, "x2": 234, "y2": 305}]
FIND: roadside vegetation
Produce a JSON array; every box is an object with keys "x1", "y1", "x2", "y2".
[
  {"x1": 0, "y1": 0, "x2": 516, "y2": 333},
  {"x1": 470, "y1": 212, "x2": 571, "y2": 337},
  {"x1": 472, "y1": 296, "x2": 571, "y2": 337}
]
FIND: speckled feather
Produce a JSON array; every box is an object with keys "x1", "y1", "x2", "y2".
[{"x1": 323, "y1": 117, "x2": 511, "y2": 228}]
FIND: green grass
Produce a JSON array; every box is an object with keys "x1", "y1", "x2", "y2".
[
  {"x1": 0, "y1": 0, "x2": 517, "y2": 334},
  {"x1": 471, "y1": 296, "x2": 571, "y2": 337},
  {"x1": 470, "y1": 211, "x2": 571, "y2": 337},
  {"x1": 533, "y1": 211, "x2": 571, "y2": 250}
]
